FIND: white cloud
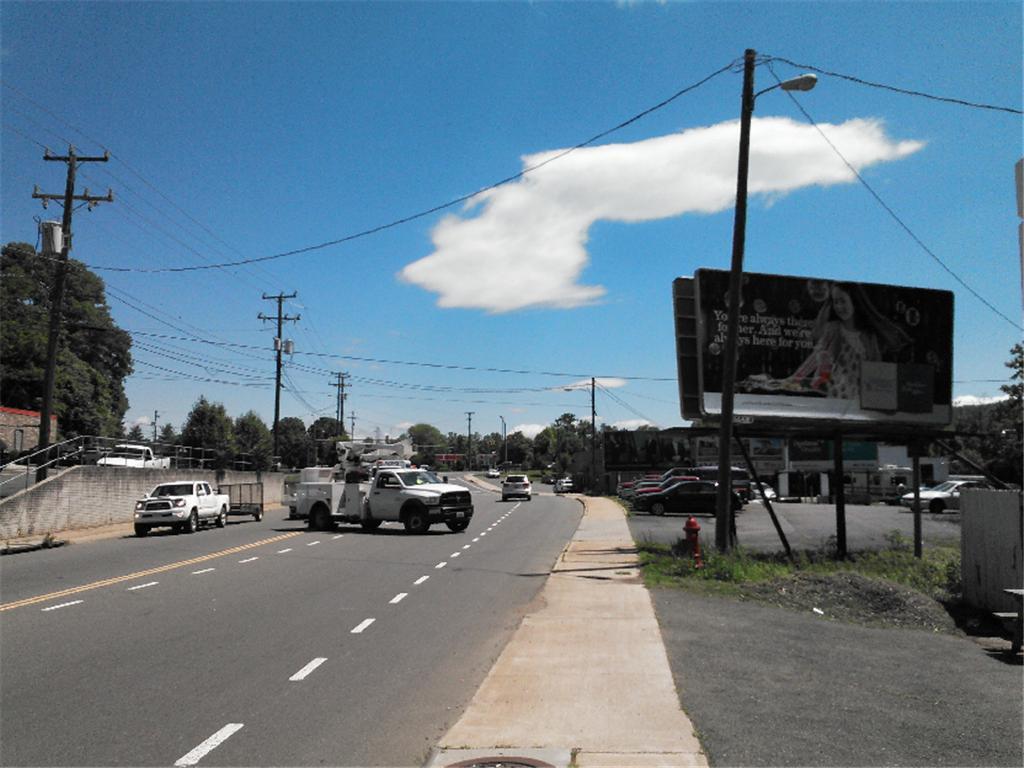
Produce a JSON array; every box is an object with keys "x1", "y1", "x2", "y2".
[
  {"x1": 953, "y1": 395, "x2": 1010, "y2": 407},
  {"x1": 557, "y1": 377, "x2": 627, "y2": 391},
  {"x1": 513, "y1": 423, "x2": 547, "y2": 439},
  {"x1": 399, "y1": 117, "x2": 923, "y2": 313}
]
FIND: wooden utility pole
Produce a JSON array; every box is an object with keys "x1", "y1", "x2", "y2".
[
  {"x1": 258, "y1": 292, "x2": 299, "y2": 463},
  {"x1": 32, "y1": 146, "x2": 113, "y2": 462},
  {"x1": 330, "y1": 372, "x2": 350, "y2": 434}
]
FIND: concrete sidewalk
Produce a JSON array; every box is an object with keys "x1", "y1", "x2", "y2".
[{"x1": 427, "y1": 496, "x2": 707, "y2": 768}]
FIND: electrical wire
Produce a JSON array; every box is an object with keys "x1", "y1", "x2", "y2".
[
  {"x1": 763, "y1": 55, "x2": 1022, "y2": 115},
  {"x1": 765, "y1": 62, "x2": 1022, "y2": 333}
]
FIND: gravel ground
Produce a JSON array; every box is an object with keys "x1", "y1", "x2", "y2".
[{"x1": 651, "y1": 587, "x2": 1023, "y2": 767}]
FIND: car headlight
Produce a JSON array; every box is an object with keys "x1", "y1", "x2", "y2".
[
  {"x1": 173, "y1": 498, "x2": 186, "y2": 507},
  {"x1": 422, "y1": 496, "x2": 440, "y2": 506},
  {"x1": 135, "y1": 501, "x2": 144, "y2": 510}
]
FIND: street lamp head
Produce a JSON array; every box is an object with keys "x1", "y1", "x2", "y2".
[{"x1": 780, "y1": 73, "x2": 817, "y2": 92}]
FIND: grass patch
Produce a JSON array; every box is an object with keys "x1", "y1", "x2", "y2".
[{"x1": 638, "y1": 530, "x2": 961, "y2": 601}]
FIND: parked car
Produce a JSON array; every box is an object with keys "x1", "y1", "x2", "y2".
[
  {"x1": 634, "y1": 474, "x2": 699, "y2": 496},
  {"x1": 486, "y1": 467, "x2": 500, "y2": 478},
  {"x1": 751, "y1": 484, "x2": 777, "y2": 501},
  {"x1": 502, "y1": 474, "x2": 532, "y2": 501},
  {"x1": 554, "y1": 477, "x2": 574, "y2": 494},
  {"x1": 632, "y1": 480, "x2": 742, "y2": 516},
  {"x1": 899, "y1": 478, "x2": 993, "y2": 514}
]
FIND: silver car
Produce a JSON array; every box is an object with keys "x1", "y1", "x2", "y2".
[
  {"x1": 900, "y1": 479, "x2": 992, "y2": 514},
  {"x1": 502, "y1": 474, "x2": 532, "y2": 501}
]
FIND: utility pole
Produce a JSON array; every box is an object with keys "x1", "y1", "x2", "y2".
[
  {"x1": 258, "y1": 292, "x2": 299, "y2": 463},
  {"x1": 349, "y1": 413, "x2": 357, "y2": 441},
  {"x1": 466, "y1": 411, "x2": 474, "y2": 471},
  {"x1": 32, "y1": 146, "x2": 113, "y2": 460},
  {"x1": 591, "y1": 376, "x2": 597, "y2": 494},
  {"x1": 152, "y1": 410, "x2": 159, "y2": 443},
  {"x1": 499, "y1": 415, "x2": 507, "y2": 466},
  {"x1": 330, "y1": 372, "x2": 350, "y2": 434}
]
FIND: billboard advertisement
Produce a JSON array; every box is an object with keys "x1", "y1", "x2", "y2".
[{"x1": 690, "y1": 269, "x2": 954, "y2": 425}]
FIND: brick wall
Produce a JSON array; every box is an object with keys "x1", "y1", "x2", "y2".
[
  {"x1": 0, "y1": 466, "x2": 286, "y2": 540},
  {"x1": 0, "y1": 406, "x2": 58, "y2": 454}
]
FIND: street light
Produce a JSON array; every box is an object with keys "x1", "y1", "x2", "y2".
[
  {"x1": 499, "y1": 415, "x2": 507, "y2": 466},
  {"x1": 715, "y1": 50, "x2": 817, "y2": 552}
]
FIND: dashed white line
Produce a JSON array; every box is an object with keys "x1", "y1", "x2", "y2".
[
  {"x1": 462, "y1": 544, "x2": 471, "y2": 550},
  {"x1": 174, "y1": 723, "x2": 244, "y2": 766},
  {"x1": 238, "y1": 556, "x2": 259, "y2": 563},
  {"x1": 390, "y1": 592, "x2": 408, "y2": 604},
  {"x1": 479, "y1": 532, "x2": 487, "y2": 537},
  {"x1": 192, "y1": 568, "x2": 215, "y2": 575},
  {"x1": 127, "y1": 581, "x2": 159, "y2": 591},
  {"x1": 472, "y1": 537, "x2": 480, "y2": 543},
  {"x1": 276, "y1": 548, "x2": 293, "y2": 554},
  {"x1": 351, "y1": 618, "x2": 375, "y2": 634},
  {"x1": 414, "y1": 576, "x2": 429, "y2": 586},
  {"x1": 289, "y1": 657, "x2": 327, "y2": 681},
  {"x1": 435, "y1": 561, "x2": 447, "y2": 569},
  {"x1": 307, "y1": 541, "x2": 320, "y2": 547},
  {"x1": 332, "y1": 534, "x2": 344, "y2": 539},
  {"x1": 451, "y1": 552, "x2": 461, "y2": 558},
  {"x1": 41, "y1": 600, "x2": 83, "y2": 612}
]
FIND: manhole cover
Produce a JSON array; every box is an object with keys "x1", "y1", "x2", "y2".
[{"x1": 445, "y1": 758, "x2": 555, "y2": 768}]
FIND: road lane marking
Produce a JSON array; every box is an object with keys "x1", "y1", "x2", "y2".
[
  {"x1": 192, "y1": 568, "x2": 215, "y2": 575},
  {"x1": 238, "y1": 557, "x2": 259, "y2": 564},
  {"x1": 289, "y1": 658, "x2": 327, "y2": 681},
  {"x1": 41, "y1": 600, "x2": 83, "y2": 612},
  {"x1": 451, "y1": 552, "x2": 461, "y2": 558},
  {"x1": 479, "y1": 532, "x2": 487, "y2": 537},
  {"x1": 307, "y1": 541, "x2": 320, "y2": 547},
  {"x1": 462, "y1": 544, "x2": 471, "y2": 550},
  {"x1": 174, "y1": 723, "x2": 244, "y2": 766},
  {"x1": 0, "y1": 532, "x2": 302, "y2": 612},
  {"x1": 351, "y1": 618, "x2": 375, "y2": 634},
  {"x1": 472, "y1": 537, "x2": 480, "y2": 542},
  {"x1": 127, "y1": 581, "x2": 159, "y2": 591},
  {"x1": 332, "y1": 534, "x2": 344, "y2": 539},
  {"x1": 390, "y1": 593, "x2": 407, "y2": 604},
  {"x1": 276, "y1": 548, "x2": 293, "y2": 554},
  {"x1": 414, "y1": 576, "x2": 429, "y2": 586},
  {"x1": 435, "y1": 561, "x2": 447, "y2": 569}
]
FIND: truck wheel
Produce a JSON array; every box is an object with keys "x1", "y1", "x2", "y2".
[
  {"x1": 361, "y1": 518, "x2": 382, "y2": 531},
  {"x1": 403, "y1": 505, "x2": 431, "y2": 534},
  {"x1": 308, "y1": 504, "x2": 331, "y2": 531},
  {"x1": 446, "y1": 520, "x2": 469, "y2": 533},
  {"x1": 134, "y1": 524, "x2": 149, "y2": 537},
  {"x1": 184, "y1": 510, "x2": 198, "y2": 534},
  {"x1": 253, "y1": 508, "x2": 263, "y2": 522},
  {"x1": 929, "y1": 499, "x2": 945, "y2": 515},
  {"x1": 216, "y1": 507, "x2": 227, "y2": 528}
]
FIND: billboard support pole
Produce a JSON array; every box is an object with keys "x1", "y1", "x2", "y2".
[
  {"x1": 715, "y1": 48, "x2": 757, "y2": 553},
  {"x1": 912, "y1": 455, "x2": 923, "y2": 558},
  {"x1": 735, "y1": 435, "x2": 794, "y2": 564},
  {"x1": 833, "y1": 432, "x2": 848, "y2": 559}
]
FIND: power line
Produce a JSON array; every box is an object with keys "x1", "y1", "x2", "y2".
[
  {"x1": 73, "y1": 60, "x2": 737, "y2": 274},
  {"x1": 765, "y1": 62, "x2": 1022, "y2": 333},
  {"x1": 763, "y1": 55, "x2": 1022, "y2": 115}
]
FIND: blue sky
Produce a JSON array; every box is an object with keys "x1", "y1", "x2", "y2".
[{"x1": 2, "y1": 1, "x2": 1021, "y2": 442}]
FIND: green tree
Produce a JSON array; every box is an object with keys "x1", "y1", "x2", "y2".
[
  {"x1": 126, "y1": 424, "x2": 146, "y2": 441},
  {"x1": 159, "y1": 423, "x2": 178, "y2": 444},
  {"x1": 181, "y1": 396, "x2": 234, "y2": 469},
  {"x1": 308, "y1": 416, "x2": 345, "y2": 464},
  {"x1": 1, "y1": 241, "x2": 132, "y2": 436},
  {"x1": 406, "y1": 423, "x2": 446, "y2": 465},
  {"x1": 276, "y1": 416, "x2": 309, "y2": 469},
  {"x1": 235, "y1": 411, "x2": 273, "y2": 471}
]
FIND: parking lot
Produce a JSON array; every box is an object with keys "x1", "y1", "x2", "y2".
[{"x1": 626, "y1": 498, "x2": 963, "y2": 552}]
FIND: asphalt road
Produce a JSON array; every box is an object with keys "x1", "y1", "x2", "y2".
[
  {"x1": 652, "y1": 588, "x2": 1023, "y2": 767},
  {"x1": 0, "y1": 477, "x2": 583, "y2": 767},
  {"x1": 627, "y1": 499, "x2": 963, "y2": 553}
]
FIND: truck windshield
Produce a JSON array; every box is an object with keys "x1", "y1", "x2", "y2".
[
  {"x1": 111, "y1": 448, "x2": 147, "y2": 458},
  {"x1": 152, "y1": 484, "x2": 193, "y2": 497},
  {"x1": 396, "y1": 471, "x2": 439, "y2": 486}
]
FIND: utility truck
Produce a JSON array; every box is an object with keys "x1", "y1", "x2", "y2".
[{"x1": 298, "y1": 440, "x2": 473, "y2": 534}]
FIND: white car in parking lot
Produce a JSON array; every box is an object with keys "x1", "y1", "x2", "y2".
[
  {"x1": 502, "y1": 474, "x2": 532, "y2": 501},
  {"x1": 899, "y1": 478, "x2": 993, "y2": 514}
]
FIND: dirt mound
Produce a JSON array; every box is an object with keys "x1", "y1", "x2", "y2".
[{"x1": 738, "y1": 571, "x2": 957, "y2": 633}]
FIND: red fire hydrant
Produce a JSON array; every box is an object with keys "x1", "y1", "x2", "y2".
[{"x1": 684, "y1": 516, "x2": 704, "y2": 569}]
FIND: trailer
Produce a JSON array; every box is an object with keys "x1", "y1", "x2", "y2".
[{"x1": 219, "y1": 482, "x2": 264, "y2": 521}]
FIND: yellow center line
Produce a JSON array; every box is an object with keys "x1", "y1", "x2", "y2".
[{"x1": 0, "y1": 532, "x2": 303, "y2": 612}]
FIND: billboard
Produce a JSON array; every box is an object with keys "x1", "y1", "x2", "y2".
[{"x1": 677, "y1": 269, "x2": 954, "y2": 425}]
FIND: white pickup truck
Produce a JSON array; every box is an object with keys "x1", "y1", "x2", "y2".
[
  {"x1": 98, "y1": 444, "x2": 171, "y2": 469},
  {"x1": 133, "y1": 481, "x2": 230, "y2": 536},
  {"x1": 301, "y1": 467, "x2": 474, "y2": 534}
]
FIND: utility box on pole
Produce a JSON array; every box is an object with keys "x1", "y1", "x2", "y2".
[{"x1": 40, "y1": 221, "x2": 63, "y2": 256}]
